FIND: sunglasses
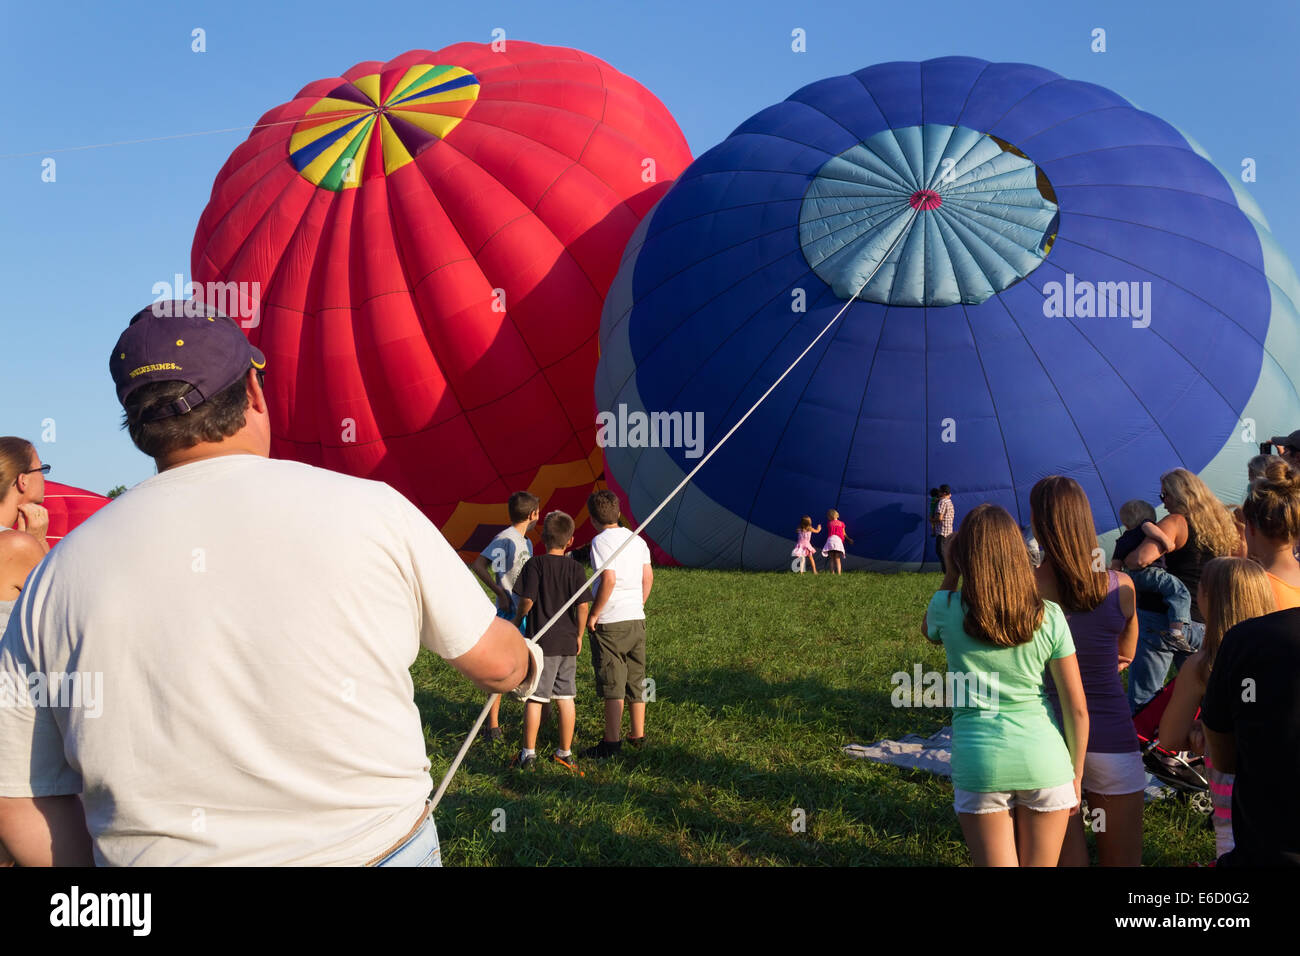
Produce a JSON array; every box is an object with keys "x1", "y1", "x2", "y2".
[{"x1": 13, "y1": 463, "x2": 50, "y2": 488}]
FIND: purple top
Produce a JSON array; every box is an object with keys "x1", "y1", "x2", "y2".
[{"x1": 1044, "y1": 570, "x2": 1140, "y2": 754}]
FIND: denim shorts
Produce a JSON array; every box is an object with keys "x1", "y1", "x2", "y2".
[
  {"x1": 953, "y1": 781, "x2": 1077, "y2": 814},
  {"x1": 371, "y1": 808, "x2": 441, "y2": 867}
]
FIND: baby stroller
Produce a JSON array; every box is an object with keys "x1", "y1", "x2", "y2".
[{"x1": 1132, "y1": 681, "x2": 1214, "y2": 815}]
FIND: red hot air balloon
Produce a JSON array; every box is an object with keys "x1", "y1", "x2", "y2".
[
  {"x1": 192, "y1": 42, "x2": 691, "y2": 558},
  {"x1": 32, "y1": 481, "x2": 112, "y2": 547}
]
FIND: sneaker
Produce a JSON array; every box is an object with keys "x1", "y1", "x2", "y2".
[
  {"x1": 553, "y1": 752, "x2": 583, "y2": 775},
  {"x1": 625, "y1": 735, "x2": 647, "y2": 750},
  {"x1": 579, "y1": 740, "x2": 622, "y2": 760},
  {"x1": 511, "y1": 751, "x2": 536, "y2": 770},
  {"x1": 484, "y1": 726, "x2": 504, "y2": 742},
  {"x1": 1160, "y1": 631, "x2": 1196, "y2": 655}
]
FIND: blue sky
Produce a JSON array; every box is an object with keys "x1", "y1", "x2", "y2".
[{"x1": 3, "y1": 0, "x2": 1298, "y2": 494}]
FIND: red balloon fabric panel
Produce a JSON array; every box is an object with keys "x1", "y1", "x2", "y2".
[{"x1": 36, "y1": 481, "x2": 112, "y2": 547}]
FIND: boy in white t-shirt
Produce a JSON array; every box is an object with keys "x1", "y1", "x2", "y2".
[
  {"x1": 580, "y1": 490, "x2": 653, "y2": 759},
  {"x1": 472, "y1": 491, "x2": 539, "y2": 741}
]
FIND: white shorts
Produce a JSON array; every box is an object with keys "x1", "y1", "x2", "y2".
[
  {"x1": 953, "y1": 781, "x2": 1077, "y2": 815},
  {"x1": 1081, "y1": 750, "x2": 1147, "y2": 796}
]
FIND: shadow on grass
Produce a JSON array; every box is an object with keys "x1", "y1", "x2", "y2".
[
  {"x1": 416, "y1": 668, "x2": 965, "y2": 865},
  {"x1": 661, "y1": 666, "x2": 952, "y2": 745},
  {"x1": 431, "y1": 738, "x2": 960, "y2": 866}
]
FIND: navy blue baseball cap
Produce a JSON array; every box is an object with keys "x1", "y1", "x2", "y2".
[{"x1": 110, "y1": 299, "x2": 266, "y2": 422}]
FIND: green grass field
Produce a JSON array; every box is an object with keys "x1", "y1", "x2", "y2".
[{"x1": 413, "y1": 568, "x2": 1214, "y2": 866}]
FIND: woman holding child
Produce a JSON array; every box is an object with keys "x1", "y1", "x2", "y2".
[
  {"x1": 1124, "y1": 469, "x2": 1243, "y2": 712},
  {"x1": 1031, "y1": 476, "x2": 1144, "y2": 866}
]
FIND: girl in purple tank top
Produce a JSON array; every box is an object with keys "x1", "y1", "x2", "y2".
[{"x1": 1031, "y1": 477, "x2": 1144, "y2": 867}]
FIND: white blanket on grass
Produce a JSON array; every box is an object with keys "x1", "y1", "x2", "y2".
[{"x1": 844, "y1": 726, "x2": 1174, "y2": 802}]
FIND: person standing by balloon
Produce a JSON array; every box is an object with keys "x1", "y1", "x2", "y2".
[
  {"x1": 1158, "y1": 557, "x2": 1276, "y2": 861},
  {"x1": 1031, "y1": 476, "x2": 1144, "y2": 866},
  {"x1": 923, "y1": 504, "x2": 1089, "y2": 867},
  {"x1": 472, "y1": 492, "x2": 540, "y2": 741},
  {"x1": 1239, "y1": 459, "x2": 1300, "y2": 610},
  {"x1": 821, "y1": 509, "x2": 853, "y2": 575},
  {"x1": 791, "y1": 516, "x2": 821, "y2": 574},
  {"x1": 0, "y1": 439, "x2": 56, "y2": 869},
  {"x1": 1124, "y1": 469, "x2": 1244, "y2": 712},
  {"x1": 935, "y1": 486, "x2": 955, "y2": 574},
  {"x1": 0, "y1": 437, "x2": 49, "y2": 607},
  {"x1": 0, "y1": 303, "x2": 540, "y2": 867}
]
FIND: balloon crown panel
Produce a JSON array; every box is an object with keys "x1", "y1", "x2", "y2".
[
  {"x1": 798, "y1": 124, "x2": 1059, "y2": 307},
  {"x1": 289, "y1": 65, "x2": 482, "y2": 190}
]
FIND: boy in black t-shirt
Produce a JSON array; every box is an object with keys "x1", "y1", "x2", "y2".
[
  {"x1": 512, "y1": 511, "x2": 590, "y2": 771},
  {"x1": 1202, "y1": 607, "x2": 1300, "y2": 866}
]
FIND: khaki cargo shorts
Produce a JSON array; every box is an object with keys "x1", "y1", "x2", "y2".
[{"x1": 591, "y1": 619, "x2": 648, "y2": 703}]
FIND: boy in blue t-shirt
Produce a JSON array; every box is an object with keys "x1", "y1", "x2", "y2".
[{"x1": 472, "y1": 491, "x2": 539, "y2": 741}]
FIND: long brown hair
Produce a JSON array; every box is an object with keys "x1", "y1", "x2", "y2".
[
  {"x1": 1160, "y1": 468, "x2": 1240, "y2": 557},
  {"x1": 1242, "y1": 457, "x2": 1300, "y2": 544},
  {"x1": 1197, "y1": 557, "x2": 1276, "y2": 678},
  {"x1": 950, "y1": 503, "x2": 1045, "y2": 647},
  {"x1": 1030, "y1": 475, "x2": 1107, "y2": 613},
  {"x1": 0, "y1": 437, "x2": 36, "y2": 500}
]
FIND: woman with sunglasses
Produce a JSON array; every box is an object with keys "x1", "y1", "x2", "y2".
[
  {"x1": 1, "y1": 436, "x2": 50, "y2": 604},
  {"x1": 1124, "y1": 468, "x2": 1244, "y2": 712}
]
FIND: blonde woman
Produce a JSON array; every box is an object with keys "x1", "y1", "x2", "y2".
[
  {"x1": 1159, "y1": 558, "x2": 1275, "y2": 859},
  {"x1": 924, "y1": 504, "x2": 1089, "y2": 866},
  {"x1": 1124, "y1": 469, "x2": 1244, "y2": 711}
]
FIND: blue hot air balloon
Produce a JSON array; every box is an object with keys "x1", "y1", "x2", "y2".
[{"x1": 597, "y1": 57, "x2": 1300, "y2": 569}]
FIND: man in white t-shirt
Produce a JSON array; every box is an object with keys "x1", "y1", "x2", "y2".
[
  {"x1": 0, "y1": 301, "x2": 542, "y2": 866},
  {"x1": 580, "y1": 490, "x2": 653, "y2": 759}
]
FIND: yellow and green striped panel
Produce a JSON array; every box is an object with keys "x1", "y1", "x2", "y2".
[{"x1": 289, "y1": 64, "x2": 480, "y2": 191}]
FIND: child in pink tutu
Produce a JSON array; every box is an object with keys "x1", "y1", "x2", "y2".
[
  {"x1": 821, "y1": 509, "x2": 853, "y2": 574},
  {"x1": 792, "y1": 515, "x2": 821, "y2": 573}
]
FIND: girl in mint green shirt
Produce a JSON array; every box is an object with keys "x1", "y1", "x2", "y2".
[{"x1": 923, "y1": 504, "x2": 1089, "y2": 866}]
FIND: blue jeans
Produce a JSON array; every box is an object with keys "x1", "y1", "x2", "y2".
[
  {"x1": 1127, "y1": 609, "x2": 1204, "y2": 714},
  {"x1": 1129, "y1": 565, "x2": 1192, "y2": 628},
  {"x1": 373, "y1": 809, "x2": 442, "y2": 867}
]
